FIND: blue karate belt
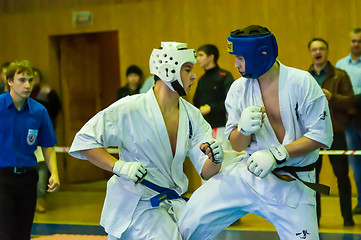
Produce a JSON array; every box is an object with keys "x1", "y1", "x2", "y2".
[{"x1": 140, "y1": 179, "x2": 189, "y2": 207}]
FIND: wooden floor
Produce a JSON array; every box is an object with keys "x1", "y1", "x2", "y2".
[{"x1": 31, "y1": 180, "x2": 361, "y2": 240}]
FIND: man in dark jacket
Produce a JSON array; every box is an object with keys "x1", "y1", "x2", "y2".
[
  {"x1": 193, "y1": 44, "x2": 237, "y2": 168},
  {"x1": 308, "y1": 37, "x2": 355, "y2": 226},
  {"x1": 193, "y1": 44, "x2": 234, "y2": 129}
]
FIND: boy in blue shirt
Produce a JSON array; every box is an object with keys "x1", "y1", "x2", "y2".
[{"x1": 0, "y1": 60, "x2": 60, "y2": 240}]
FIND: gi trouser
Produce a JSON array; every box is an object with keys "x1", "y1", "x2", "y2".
[
  {"x1": 0, "y1": 168, "x2": 38, "y2": 240},
  {"x1": 178, "y1": 163, "x2": 319, "y2": 240},
  {"x1": 108, "y1": 198, "x2": 184, "y2": 240}
]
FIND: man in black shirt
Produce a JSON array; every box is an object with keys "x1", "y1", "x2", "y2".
[
  {"x1": 193, "y1": 44, "x2": 237, "y2": 167},
  {"x1": 193, "y1": 44, "x2": 234, "y2": 129}
]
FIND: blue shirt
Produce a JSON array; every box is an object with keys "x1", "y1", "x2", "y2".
[
  {"x1": 336, "y1": 54, "x2": 361, "y2": 94},
  {"x1": 0, "y1": 91, "x2": 57, "y2": 167}
]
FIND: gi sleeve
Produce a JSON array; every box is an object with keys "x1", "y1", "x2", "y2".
[
  {"x1": 187, "y1": 109, "x2": 213, "y2": 174},
  {"x1": 69, "y1": 106, "x2": 120, "y2": 160},
  {"x1": 225, "y1": 81, "x2": 242, "y2": 139},
  {"x1": 299, "y1": 74, "x2": 333, "y2": 149}
]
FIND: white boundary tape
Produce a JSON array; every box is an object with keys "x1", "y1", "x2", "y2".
[
  {"x1": 319, "y1": 150, "x2": 361, "y2": 155},
  {"x1": 54, "y1": 146, "x2": 361, "y2": 155},
  {"x1": 54, "y1": 146, "x2": 119, "y2": 154}
]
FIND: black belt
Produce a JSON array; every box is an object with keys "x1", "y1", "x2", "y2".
[
  {"x1": 272, "y1": 163, "x2": 330, "y2": 195},
  {"x1": 0, "y1": 166, "x2": 37, "y2": 174}
]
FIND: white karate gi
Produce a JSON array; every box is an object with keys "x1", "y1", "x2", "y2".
[
  {"x1": 178, "y1": 62, "x2": 333, "y2": 240},
  {"x1": 69, "y1": 89, "x2": 213, "y2": 239}
]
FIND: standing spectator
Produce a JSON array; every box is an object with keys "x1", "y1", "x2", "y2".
[
  {"x1": 30, "y1": 68, "x2": 62, "y2": 213},
  {"x1": 0, "y1": 60, "x2": 60, "y2": 240},
  {"x1": 0, "y1": 62, "x2": 10, "y2": 94},
  {"x1": 336, "y1": 28, "x2": 361, "y2": 214},
  {"x1": 30, "y1": 68, "x2": 62, "y2": 128},
  {"x1": 308, "y1": 38, "x2": 354, "y2": 226},
  {"x1": 117, "y1": 65, "x2": 143, "y2": 99},
  {"x1": 193, "y1": 44, "x2": 237, "y2": 167}
]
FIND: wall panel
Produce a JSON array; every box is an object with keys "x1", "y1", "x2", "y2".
[{"x1": 1, "y1": 0, "x2": 359, "y2": 85}]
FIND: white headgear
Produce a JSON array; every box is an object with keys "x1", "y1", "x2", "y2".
[{"x1": 149, "y1": 42, "x2": 196, "y2": 96}]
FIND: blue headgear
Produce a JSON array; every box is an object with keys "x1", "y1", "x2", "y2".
[{"x1": 227, "y1": 25, "x2": 278, "y2": 79}]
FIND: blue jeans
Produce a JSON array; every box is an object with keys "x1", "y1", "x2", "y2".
[{"x1": 346, "y1": 119, "x2": 361, "y2": 205}]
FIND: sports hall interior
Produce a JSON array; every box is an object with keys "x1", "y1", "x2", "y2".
[{"x1": 1, "y1": 0, "x2": 361, "y2": 239}]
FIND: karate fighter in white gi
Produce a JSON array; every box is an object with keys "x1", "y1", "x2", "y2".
[
  {"x1": 69, "y1": 42, "x2": 224, "y2": 240},
  {"x1": 178, "y1": 25, "x2": 333, "y2": 240}
]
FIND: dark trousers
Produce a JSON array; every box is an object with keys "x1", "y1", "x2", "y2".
[
  {"x1": 315, "y1": 132, "x2": 353, "y2": 222},
  {"x1": 0, "y1": 169, "x2": 38, "y2": 240}
]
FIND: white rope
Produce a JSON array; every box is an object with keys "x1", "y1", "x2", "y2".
[
  {"x1": 54, "y1": 146, "x2": 119, "y2": 154},
  {"x1": 319, "y1": 150, "x2": 361, "y2": 155},
  {"x1": 54, "y1": 146, "x2": 361, "y2": 155}
]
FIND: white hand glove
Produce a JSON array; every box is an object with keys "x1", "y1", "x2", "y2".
[
  {"x1": 238, "y1": 106, "x2": 264, "y2": 136},
  {"x1": 112, "y1": 160, "x2": 147, "y2": 183},
  {"x1": 201, "y1": 139, "x2": 224, "y2": 164},
  {"x1": 247, "y1": 145, "x2": 289, "y2": 178}
]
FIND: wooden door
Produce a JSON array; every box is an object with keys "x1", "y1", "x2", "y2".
[{"x1": 59, "y1": 32, "x2": 120, "y2": 183}]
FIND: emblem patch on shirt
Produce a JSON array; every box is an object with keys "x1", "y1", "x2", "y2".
[
  {"x1": 227, "y1": 41, "x2": 233, "y2": 52},
  {"x1": 27, "y1": 129, "x2": 38, "y2": 145},
  {"x1": 319, "y1": 111, "x2": 327, "y2": 120},
  {"x1": 296, "y1": 230, "x2": 310, "y2": 239}
]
